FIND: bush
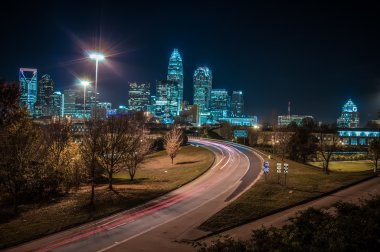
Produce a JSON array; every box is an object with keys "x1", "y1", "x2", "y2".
[
  {"x1": 152, "y1": 137, "x2": 165, "y2": 151},
  {"x1": 197, "y1": 196, "x2": 380, "y2": 251}
]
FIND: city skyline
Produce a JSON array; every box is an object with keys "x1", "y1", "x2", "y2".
[{"x1": 1, "y1": 1, "x2": 380, "y2": 124}]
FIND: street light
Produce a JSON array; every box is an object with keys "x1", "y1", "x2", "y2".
[
  {"x1": 89, "y1": 52, "x2": 105, "y2": 113},
  {"x1": 80, "y1": 80, "x2": 90, "y2": 120}
]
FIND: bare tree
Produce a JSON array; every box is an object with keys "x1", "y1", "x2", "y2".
[
  {"x1": 317, "y1": 132, "x2": 339, "y2": 174},
  {"x1": 98, "y1": 116, "x2": 134, "y2": 189},
  {"x1": 81, "y1": 118, "x2": 103, "y2": 206},
  {"x1": 125, "y1": 127, "x2": 151, "y2": 181},
  {"x1": 369, "y1": 138, "x2": 380, "y2": 172},
  {"x1": 164, "y1": 127, "x2": 183, "y2": 164}
]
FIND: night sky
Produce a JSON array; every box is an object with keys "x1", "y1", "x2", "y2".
[{"x1": 1, "y1": 0, "x2": 380, "y2": 124}]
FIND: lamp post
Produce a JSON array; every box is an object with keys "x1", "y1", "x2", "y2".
[
  {"x1": 89, "y1": 52, "x2": 105, "y2": 119},
  {"x1": 80, "y1": 80, "x2": 90, "y2": 120}
]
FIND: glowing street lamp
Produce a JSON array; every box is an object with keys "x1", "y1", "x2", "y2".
[
  {"x1": 80, "y1": 80, "x2": 90, "y2": 120},
  {"x1": 89, "y1": 52, "x2": 105, "y2": 110}
]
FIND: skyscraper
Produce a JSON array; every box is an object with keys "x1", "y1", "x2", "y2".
[
  {"x1": 53, "y1": 91, "x2": 64, "y2": 117},
  {"x1": 167, "y1": 49, "x2": 183, "y2": 109},
  {"x1": 19, "y1": 68, "x2": 38, "y2": 115},
  {"x1": 210, "y1": 89, "x2": 230, "y2": 120},
  {"x1": 128, "y1": 82, "x2": 150, "y2": 111},
  {"x1": 337, "y1": 99, "x2": 359, "y2": 128},
  {"x1": 193, "y1": 67, "x2": 212, "y2": 113},
  {"x1": 36, "y1": 74, "x2": 54, "y2": 117},
  {"x1": 64, "y1": 88, "x2": 80, "y2": 118},
  {"x1": 231, "y1": 90, "x2": 244, "y2": 117},
  {"x1": 156, "y1": 80, "x2": 179, "y2": 116}
]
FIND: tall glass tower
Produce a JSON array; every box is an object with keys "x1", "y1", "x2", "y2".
[
  {"x1": 193, "y1": 67, "x2": 212, "y2": 113},
  {"x1": 210, "y1": 89, "x2": 230, "y2": 119},
  {"x1": 231, "y1": 90, "x2": 244, "y2": 117},
  {"x1": 53, "y1": 91, "x2": 64, "y2": 117},
  {"x1": 156, "y1": 80, "x2": 179, "y2": 116},
  {"x1": 167, "y1": 49, "x2": 183, "y2": 110},
  {"x1": 19, "y1": 68, "x2": 38, "y2": 115},
  {"x1": 37, "y1": 74, "x2": 54, "y2": 117}
]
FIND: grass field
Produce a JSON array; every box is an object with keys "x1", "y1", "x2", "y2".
[
  {"x1": 0, "y1": 145, "x2": 215, "y2": 248},
  {"x1": 199, "y1": 151, "x2": 373, "y2": 232},
  {"x1": 309, "y1": 160, "x2": 374, "y2": 172}
]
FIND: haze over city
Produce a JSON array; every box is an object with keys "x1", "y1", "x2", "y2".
[{"x1": 1, "y1": 0, "x2": 380, "y2": 123}]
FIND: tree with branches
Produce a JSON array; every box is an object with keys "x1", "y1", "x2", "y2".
[
  {"x1": 0, "y1": 112, "x2": 46, "y2": 213},
  {"x1": 81, "y1": 118, "x2": 103, "y2": 206},
  {"x1": 317, "y1": 132, "x2": 339, "y2": 174},
  {"x1": 125, "y1": 127, "x2": 151, "y2": 181},
  {"x1": 164, "y1": 127, "x2": 183, "y2": 164},
  {"x1": 98, "y1": 116, "x2": 134, "y2": 189},
  {"x1": 369, "y1": 138, "x2": 380, "y2": 172}
]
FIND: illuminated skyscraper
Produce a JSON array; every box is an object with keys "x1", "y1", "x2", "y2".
[
  {"x1": 156, "y1": 80, "x2": 179, "y2": 116},
  {"x1": 231, "y1": 90, "x2": 244, "y2": 117},
  {"x1": 63, "y1": 88, "x2": 79, "y2": 117},
  {"x1": 337, "y1": 99, "x2": 359, "y2": 128},
  {"x1": 128, "y1": 82, "x2": 150, "y2": 111},
  {"x1": 167, "y1": 49, "x2": 183, "y2": 108},
  {"x1": 19, "y1": 68, "x2": 38, "y2": 115},
  {"x1": 53, "y1": 91, "x2": 64, "y2": 117},
  {"x1": 36, "y1": 74, "x2": 54, "y2": 117},
  {"x1": 210, "y1": 89, "x2": 230, "y2": 120},
  {"x1": 193, "y1": 67, "x2": 212, "y2": 113}
]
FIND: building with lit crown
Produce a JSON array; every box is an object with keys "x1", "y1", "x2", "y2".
[
  {"x1": 167, "y1": 49, "x2": 183, "y2": 109},
  {"x1": 231, "y1": 90, "x2": 244, "y2": 117},
  {"x1": 128, "y1": 82, "x2": 150, "y2": 111},
  {"x1": 19, "y1": 68, "x2": 38, "y2": 115},
  {"x1": 193, "y1": 67, "x2": 212, "y2": 113},
  {"x1": 337, "y1": 99, "x2": 359, "y2": 128}
]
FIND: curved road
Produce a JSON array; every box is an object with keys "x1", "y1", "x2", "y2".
[{"x1": 7, "y1": 138, "x2": 263, "y2": 252}]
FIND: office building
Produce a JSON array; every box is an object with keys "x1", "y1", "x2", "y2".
[
  {"x1": 337, "y1": 99, "x2": 359, "y2": 128},
  {"x1": 193, "y1": 67, "x2": 212, "y2": 113},
  {"x1": 231, "y1": 90, "x2": 244, "y2": 117},
  {"x1": 156, "y1": 80, "x2": 179, "y2": 116},
  {"x1": 53, "y1": 91, "x2": 64, "y2": 117},
  {"x1": 128, "y1": 82, "x2": 150, "y2": 111},
  {"x1": 278, "y1": 115, "x2": 314, "y2": 126},
  {"x1": 64, "y1": 88, "x2": 79, "y2": 118},
  {"x1": 210, "y1": 89, "x2": 230, "y2": 120},
  {"x1": 36, "y1": 74, "x2": 54, "y2": 117},
  {"x1": 167, "y1": 49, "x2": 183, "y2": 108},
  {"x1": 19, "y1": 68, "x2": 38, "y2": 115},
  {"x1": 218, "y1": 116, "x2": 258, "y2": 126}
]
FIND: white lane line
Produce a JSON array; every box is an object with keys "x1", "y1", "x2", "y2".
[{"x1": 98, "y1": 139, "x2": 257, "y2": 252}]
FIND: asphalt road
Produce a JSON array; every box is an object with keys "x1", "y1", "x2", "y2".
[{"x1": 7, "y1": 138, "x2": 263, "y2": 252}]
